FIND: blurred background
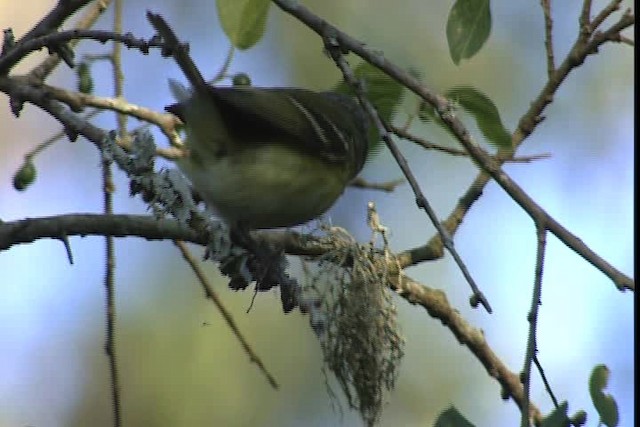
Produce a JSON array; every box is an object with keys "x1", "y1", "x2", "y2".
[{"x1": 0, "y1": 1, "x2": 634, "y2": 426}]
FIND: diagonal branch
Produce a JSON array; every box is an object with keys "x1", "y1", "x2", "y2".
[
  {"x1": 390, "y1": 274, "x2": 543, "y2": 424},
  {"x1": 174, "y1": 240, "x2": 280, "y2": 390},
  {"x1": 269, "y1": 0, "x2": 635, "y2": 292}
]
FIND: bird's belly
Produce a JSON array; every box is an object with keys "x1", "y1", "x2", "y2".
[{"x1": 179, "y1": 145, "x2": 348, "y2": 229}]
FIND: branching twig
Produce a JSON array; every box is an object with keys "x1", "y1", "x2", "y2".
[
  {"x1": 25, "y1": 81, "x2": 183, "y2": 157},
  {"x1": 29, "y1": 0, "x2": 112, "y2": 82},
  {"x1": 390, "y1": 5, "x2": 633, "y2": 284},
  {"x1": 269, "y1": 0, "x2": 635, "y2": 292},
  {"x1": 323, "y1": 37, "x2": 493, "y2": 313},
  {"x1": 13, "y1": 0, "x2": 95, "y2": 51},
  {"x1": 0, "y1": 29, "x2": 164, "y2": 74},
  {"x1": 590, "y1": 0, "x2": 624, "y2": 34},
  {"x1": 392, "y1": 124, "x2": 551, "y2": 163}
]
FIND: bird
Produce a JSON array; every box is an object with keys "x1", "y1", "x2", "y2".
[
  {"x1": 165, "y1": 83, "x2": 371, "y2": 229},
  {"x1": 148, "y1": 11, "x2": 372, "y2": 230}
]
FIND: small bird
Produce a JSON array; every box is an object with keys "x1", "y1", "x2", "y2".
[
  {"x1": 166, "y1": 84, "x2": 371, "y2": 229},
  {"x1": 147, "y1": 11, "x2": 373, "y2": 312},
  {"x1": 148, "y1": 11, "x2": 372, "y2": 230}
]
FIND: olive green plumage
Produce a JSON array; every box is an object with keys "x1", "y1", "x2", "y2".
[{"x1": 167, "y1": 85, "x2": 371, "y2": 229}]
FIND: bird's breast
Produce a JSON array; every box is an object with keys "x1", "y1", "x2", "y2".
[{"x1": 178, "y1": 144, "x2": 349, "y2": 229}]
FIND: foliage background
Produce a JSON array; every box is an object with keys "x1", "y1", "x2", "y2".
[{"x1": 0, "y1": 0, "x2": 633, "y2": 426}]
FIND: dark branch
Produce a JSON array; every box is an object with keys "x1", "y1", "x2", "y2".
[
  {"x1": 0, "y1": 214, "x2": 204, "y2": 251},
  {"x1": 0, "y1": 29, "x2": 164, "y2": 74},
  {"x1": 270, "y1": 0, "x2": 635, "y2": 292}
]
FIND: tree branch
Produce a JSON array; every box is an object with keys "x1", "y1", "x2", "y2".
[
  {"x1": 0, "y1": 214, "x2": 203, "y2": 251},
  {"x1": 270, "y1": 0, "x2": 635, "y2": 292},
  {"x1": 391, "y1": 274, "x2": 544, "y2": 424},
  {"x1": 28, "y1": 0, "x2": 112, "y2": 82},
  {"x1": 0, "y1": 29, "x2": 163, "y2": 74},
  {"x1": 0, "y1": 211, "x2": 544, "y2": 423}
]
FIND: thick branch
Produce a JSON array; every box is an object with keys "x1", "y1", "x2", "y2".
[
  {"x1": 0, "y1": 214, "x2": 203, "y2": 251},
  {"x1": 0, "y1": 211, "x2": 543, "y2": 423}
]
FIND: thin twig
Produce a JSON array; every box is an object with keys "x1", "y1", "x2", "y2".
[
  {"x1": 323, "y1": 37, "x2": 493, "y2": 313},
  {"x1": 392, "y1": 124, "x2": 551, "y2": 163},
  {"x1": 101, "y1": 158, "x2": 119, "y2": 427},
  {"x1": 540, "y1": 0, "x2": 556, "y2": 77},
  {"x1": 29, "y1": 0, "x2": 113, "y2": 82},
  {"x1": 210, "y1": 45, "x2": 236, "y2": 84},
  {"x1": 533, "y1": 355, "x2": 559, "y2": 408},
  {"x1": 520, "y1": 224, "x2": 547, "y2": 427},
  {"x1": 103, "y1": 2, "x2": 124, "y2": 425},
  {"x1": 174, "y1": 241, "x2": 279, "y2": 389},
  {"x1": 32, "y1": 82, "x2": 183, "y2": 156},
  {"x1": 619, "y1": 34, "x2": 634, "y2": 45},
  {"x1": 579, "y1": 0, "x2": 593, "y2": 30},
  {"x1": 390, "y1": 124, "x2": 470, "y2": 156},
  {"x1": 589, "y1": 0, "x2": 623, "y2": 34},
  {"x1": 24, "y1": 109, "x2": 101, "y2": 160},
  {"x1": 60, "y1": 234, "x2": 74, "y2": 264},
  {"x1": 349, "y1": 177, "x2": 404, "y2": 192},
  {"x1": 0, "y1": 29, "x2": 164, "y2": 74}
]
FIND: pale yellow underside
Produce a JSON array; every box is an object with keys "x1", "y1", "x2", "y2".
[{"x1": 177, "y1": 144, "x2": 348, "y2": 229}]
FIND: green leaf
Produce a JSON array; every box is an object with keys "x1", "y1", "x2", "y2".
[
  {"x1": 333, "y1": 61, "x2": 405, "y2": 158},
  {"x1": 446, "y1": 0, "x2": 492, "y2": 65},
  {"x1": 589, "y1": 364, "x2": 619, "y2": 427},
  {"x1": 445, "y1": 85, "x2": 511, "y2": 148},
  {"x1": 541, "y1": 401, "x2": 570, "y2": 427},
  {"x1": 433, "y1": 406, "x2": 475, "y2": 427},
  {"x1": 333, "y1": 61, "x2": 404, "y2": 123},
  {"x1": 216, "y1": 0, "x2": 271, "y2": 50}
]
